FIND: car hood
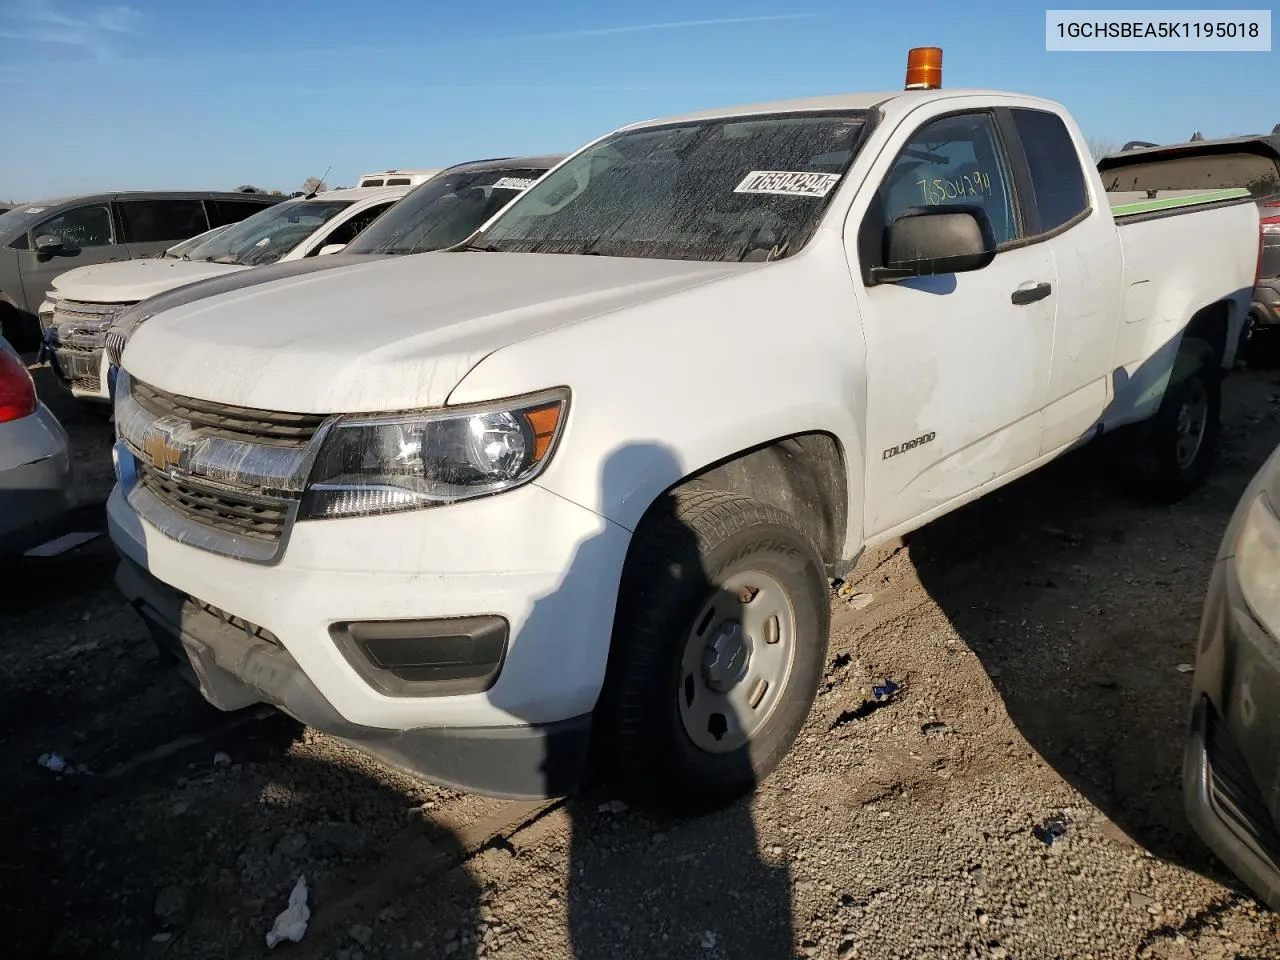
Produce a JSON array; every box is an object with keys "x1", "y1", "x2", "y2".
[
  {"x1": 122, "y1": 252, "x2": 755, "y2": 413},
  {"x1": 51, "y1": 258, "x2": 247, "y2": 304}
]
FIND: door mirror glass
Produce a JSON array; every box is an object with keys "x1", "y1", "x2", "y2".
[
  {"x1": 34, "y1": 234, "x2": 65, "y2": 254},
  {"x1": 870, "y1": 207, "x2": 996, "y2": 283}
]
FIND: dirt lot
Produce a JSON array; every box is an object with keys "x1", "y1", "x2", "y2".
[{"x1": 4, "y1": 361, "x2": 1280, "y2": 960}]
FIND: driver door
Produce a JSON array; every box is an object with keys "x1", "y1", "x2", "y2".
[
  {"x1": 18, "y1": 202, "x2": 129, "y2": 310},
  {"x1": 846, "y1": 106, "x2": 1057, "y2": 537}
]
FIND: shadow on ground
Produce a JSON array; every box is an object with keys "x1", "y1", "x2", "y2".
[{"x1": 909, "y1": 375, "x2": 1280, "y2": 884}]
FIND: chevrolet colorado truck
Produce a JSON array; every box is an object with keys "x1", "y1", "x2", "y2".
[{"x1": 107, "y1": 59, "x2": 1263, "y2": 813}]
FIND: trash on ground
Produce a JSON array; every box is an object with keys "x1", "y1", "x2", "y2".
[
  {"x1": 845, "y1": 592, "x2": 874, "y2": 610},
  {"x1": 700, "y1": 930, "x2": 718, "y2": 950},
  {"x1": 212, "y1": 751, "x2": 232, "y2": 767},
  {"x1": 921, "y1": 721, "x2": 953, "y2": 738},
  {"x1": 597, "y1": 800, "x2": 628, "y2": 814},
  {"x1": 23, "y1": 531, "x2": 101, "y2": 558},
  {"x1": 872, "y1": 679, "x2": 900, "y2": 701},
  {"x1": 266, "y1": 875, "x2": 310, "y2": 948},
  {"x1": 37, "y1": 752, "x2": 68, "y2": 773},
  {"x1": 1032, "y1": 814, "x2": 1070, "y2": 846},
  {"x1": 1176, "y1": 663, "x2": 1194, "y2": 673}
]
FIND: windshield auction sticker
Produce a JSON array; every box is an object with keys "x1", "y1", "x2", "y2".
[
  {"x1": 492, "y1": 177, "x2": 537, "y2": 190},
  {"x1": 733, "y1": 171, "x2": 842, "y2": 198}
]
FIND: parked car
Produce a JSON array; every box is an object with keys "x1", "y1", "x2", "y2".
[
  {"x1": 1184, "y1": 441, "x2": 1280, "y2": 912},
  {"x1": 0, "y1": 191, "x2": 282, "y2": 350},
  {"x1": 101, "y1": 155, "x2": 564, "y2": 386},
  {"x1": 1098, "y1": 133, "x2": 1280, "y2": 358},
  {"x1": 0, "y1": 334, "x2": 72, "y2": 556},
  {"x1": 43, "y1": 185, "x2": 408, "y2": 403},
  {"x1": 108, "y1": 50, "x2": 1261, "y2": 813},
  {"x1": 357, "y1": 169, "x2": 442, "y2": 188}
]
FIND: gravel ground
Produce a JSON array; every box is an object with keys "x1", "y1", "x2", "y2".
[{"x1": 3, "y1": 360, "x2": 1280, "y2": 959}]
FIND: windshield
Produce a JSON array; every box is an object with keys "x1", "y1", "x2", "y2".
[
  {"x1": 162, "y1": 224, "x2": 231, "y2": 259},
  {"x1": 184, "y1": 198, "x2": 353, "y2": 266},
  {"x1": 0, "y1": 203, "x2": 56, "y2": 240},
  {"x1": 346, "y1": 167, "x2": 551, "y2": 255},
  {"x1": 474, "y1": 111, "x2": 868, "y2": 262}
]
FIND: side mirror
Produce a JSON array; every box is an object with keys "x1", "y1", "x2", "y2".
[
  {"x1": 34, "y1": 234, "x2": 65, "y2": 254},
  {"x1": 317, "y1": 243, "x2": 346, "y2": 256},
  {"x1": 868, "y1": 206, "x2": 996, "y2": 284}
]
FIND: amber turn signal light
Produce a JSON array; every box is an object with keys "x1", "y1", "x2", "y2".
[{"x1": 905, "y1": 47, "x2": 943, "y2": 90}]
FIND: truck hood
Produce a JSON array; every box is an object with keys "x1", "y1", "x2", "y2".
[
  {"x1": 51, "y1": 258, "x2": 247, "y2": 304},
  {"x1": 123, "y1": 252, "x2": 755, "y2": 413}
]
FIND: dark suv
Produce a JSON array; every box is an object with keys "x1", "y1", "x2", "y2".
[{"x1": 0, "y1": 191, "x2": 282, "y2": 349}]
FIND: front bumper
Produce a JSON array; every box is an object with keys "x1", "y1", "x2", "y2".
[
  {"x1": 49, "y1": 342, "x2": 110, "y2": 402},
  {"x1": 1183, "y1": 559, "x2": 1280, "y2": 910},
  {"x1": 0, "y1": 404, "x2": 74, "y2": 554},
  {"x1": 1253, "y1": 280, "x2": 1280, "y2": 328},
  {"x1": 107, "y1": 465, "x2": 632, "y2": 797}
]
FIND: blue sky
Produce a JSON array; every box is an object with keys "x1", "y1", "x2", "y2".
[{"x1": 1, "y1": 0, "x2": 1275, "y2": 200}]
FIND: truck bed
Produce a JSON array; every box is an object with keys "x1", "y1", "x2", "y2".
[{"x1": 1108, "y1": 187, "x2": 1253, "y2": 220}]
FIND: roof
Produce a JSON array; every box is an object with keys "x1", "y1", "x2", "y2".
[
  {"x1": 624, "y1": 88, "x2": 1055, "y2": 128},
  {"x1": 436, "y1": 154, "x2": 568, "y2": 176},
  {"x1": 9, "y1": 190, "x2": 283, "y2": 209},
  {"x1": 292, "y1": 184, "x2": 412, "y2": 203},
  {"x1": 1099, "y1": 132, "x2": 1280, "y2": 169}
]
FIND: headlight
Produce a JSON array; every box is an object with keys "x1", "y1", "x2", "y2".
[
  {"x1": 300, "y1": 388, "x2": 569, "y2": 520},
  {"x1": 1235, "y1": 492, "x2": 1280, "y2": 635}
]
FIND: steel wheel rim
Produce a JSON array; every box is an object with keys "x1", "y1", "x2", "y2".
[
  {"x1": 677, "y1": 570, "x2": 797, "y2": 754},
  {"x1": 1174, "y1": 377, "x2": 1209, "y2": 469}
]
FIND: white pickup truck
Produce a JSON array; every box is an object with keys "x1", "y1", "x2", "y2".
[{"x1": 108, "y1": 61, "x2": 1261, "y2": 814}]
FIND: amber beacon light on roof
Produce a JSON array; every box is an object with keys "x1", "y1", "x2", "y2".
[{"x1": 904, "y1": 46, "x2": 943, "y2": 90}]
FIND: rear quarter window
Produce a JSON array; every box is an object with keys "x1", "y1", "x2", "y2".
[{"x1": 1009, "y1": 109, "x2": 1090, "y2": 234}]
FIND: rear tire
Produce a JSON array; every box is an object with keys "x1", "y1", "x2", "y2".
[
  {"x1": 596, "y1": 488, "x2": 829, "y2": 815},
  {"x1": 1130, "y1": 337, "x2": 1221, "y2": 503}
]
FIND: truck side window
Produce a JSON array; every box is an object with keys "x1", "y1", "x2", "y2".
[
  {"x1": 861, "y1": 112, "x2": 1019, "y2": 269},
  {"x1": 1009, "y1": 108, "x2": 1090, "y2": 234},
  {"x1": 33, "y1": 204, "x2": 115, "y2": 248}
]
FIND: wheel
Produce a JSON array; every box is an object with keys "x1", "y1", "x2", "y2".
[
  {"x1": 596, "y1": 488, "x2": 830, "y2": 815},
  {"x1": 1130, "y1": 337, "x2": 1221, "y2": 502}
]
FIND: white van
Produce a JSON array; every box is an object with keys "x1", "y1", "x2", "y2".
[{"x1": 356, "y1": 169, "x2": 442, "y2": 188}]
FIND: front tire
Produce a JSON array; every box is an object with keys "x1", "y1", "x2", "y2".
[{"x1": 596, "y1": 488, "x2": 830, "y2": 815}]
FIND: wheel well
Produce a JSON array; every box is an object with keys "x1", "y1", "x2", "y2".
[
  {"x1": 671, "y1": 432, "x2": 849, "y2": 574},
  {"x1": 1183, "y1": 301, "x2": 1230, "y2": 365}
]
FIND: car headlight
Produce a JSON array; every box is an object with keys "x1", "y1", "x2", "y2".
[
  {"x1": 300, "y1": 388, "x2": 569, "y2": 520},
  {"x1": 1235, "y1": 492, "x2": 1280, "y2": 635}
]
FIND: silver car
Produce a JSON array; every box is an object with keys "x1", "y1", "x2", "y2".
[{"x1": 0, "y1": 335, "x2": 73, "y2": 554}]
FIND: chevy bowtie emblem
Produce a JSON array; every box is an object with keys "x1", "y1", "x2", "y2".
[{"x1": 142, "y1": 431, "x2": 182, "y2": 470}]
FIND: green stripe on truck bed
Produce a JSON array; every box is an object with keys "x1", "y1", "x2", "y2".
[{"x1": 1111, "y1": 187, "x2": 1252, "y2": 217}]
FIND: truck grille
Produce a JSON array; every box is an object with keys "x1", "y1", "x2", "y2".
[
  {"x1": 106, "y1": 330, "x2": 128, "y2": 366},
  {"x1": 137, "y1": 461, "x2": 291, "y2": 544},
  {"x1": 131, "y1": 380, "x2": 327, "y2": 449}
]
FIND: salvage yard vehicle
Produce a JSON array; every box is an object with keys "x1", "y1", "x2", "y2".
[
  {"x1": 1185, "y1": 440, "x2": 1280, "y2": 913},
  {"x1": 42, "y1": 185, "x2": 408, "y2": 404},
  {"x1": 1098, "y1": 132, "x2": 1280, "y2": 360},
  {"x1": 0, "y1": 334, "x2": 72, "y2": 556},
  {"x1": 0, "y1": 191, "x2": 281, "y2": 350},
  {"x1": 109, "y1": 49, "x2": 1262, "y2": 813},
  {"x1": 99, "y1": 156, "x2": 563, "y2": 393},
  {"x1": 357, "y1": 169, "x2": 442, "y2": 188}
]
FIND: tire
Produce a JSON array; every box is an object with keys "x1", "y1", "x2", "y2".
[
  {"x1": 1130, "y1": 337, "x2": 1221, "y2": 503},
  {"x1": 595, "y1": 487, "x2": 830, "y2": 815}
]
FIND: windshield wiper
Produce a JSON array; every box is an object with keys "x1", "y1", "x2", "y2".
[{"x1": 454, "y1": 242, "x2": 501, "y2": 253}]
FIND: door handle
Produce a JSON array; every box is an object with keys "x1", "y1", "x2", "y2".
[{"x1": 1011, "y1": 281, "x2": 1052, "y2": 305}]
